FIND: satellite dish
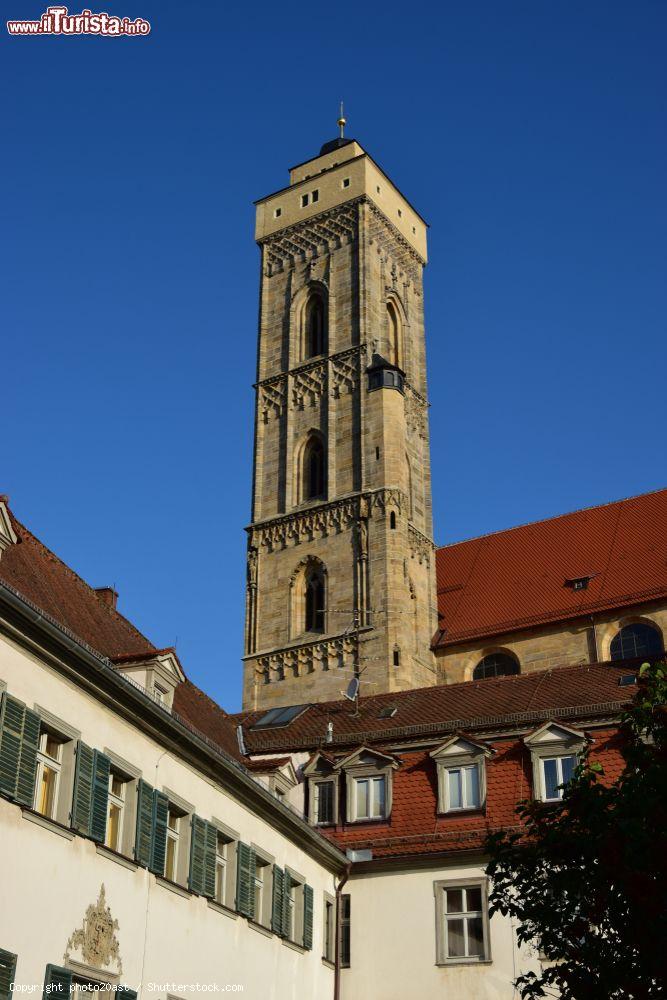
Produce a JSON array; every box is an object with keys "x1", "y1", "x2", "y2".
[{"x1": 343, "y1": 677, "x2": 359, "y2": 702}]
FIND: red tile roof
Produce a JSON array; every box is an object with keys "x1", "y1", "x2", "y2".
[
  {"x1": 434, "y1": 488, "x2": 667, "y2": 647},
  {"x1": 318, "y1": 726, "x2": 627, "y2": 861},
  {"x1": 0, "y1": 512, "x2": 157, "y2": 659},
  {"x1": 234, "y1": 661, "x2": 638, "y2": 753}
]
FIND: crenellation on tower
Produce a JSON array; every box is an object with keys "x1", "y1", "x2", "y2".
[{"x1": 242, "y1": 128, "x2": 438, "y2": 710}]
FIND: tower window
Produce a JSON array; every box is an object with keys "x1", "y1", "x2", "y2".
[
  {"x1": 304, "y1": 290, "x2": 326, "y2": 358},
  {"x1": 301, "y1": 194, "x2": 309, "y2": 208},
  {"x1": 342, "y1": 178, "x2": 350, "y2": 188},
  {"x1": 376, "y1": 185, "x2": 381, "y2": 193},
  {"x1": 398, "y1": 209, "x2": 402, "y2": 218},
  {"x1": 302, "y1": 434, "x2": 326, "y2": 502},
  {"x1": 376, "y1": 446, "x2": 380, "y2": 460},
  {"x1": 274, "y1": 207, "x2": 282, "y2": 218},
  {"x1": 390, "y1": 511, "x2": 397, "y2": 529},
  {"x1": 387, "y1": 300, "x2": 402, "y2": 368},
  {"x1": 473, "y1": 653, "x2": 519, "y2": 681},
  {"x1": 393, "y1": 647, "x2": 400, "y2": 666},
  {"x1": 610, "y1": 623, "x2": 663, "y2": 661},
  {"x1": 305, "y1": 567, "x2": 325, "y2": 633},
  {"x1": 312, "y1": 189, "x2": 319, "y2": 203}
]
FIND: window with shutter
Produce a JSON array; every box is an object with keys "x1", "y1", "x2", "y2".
[
  {"x1": 0, "y1": 949, "x2": 17, "y2": 1000},
  {"x1": 271, "y1": 866, "x2": 284, "y2": 935},
  {"x1": 235, "y1": 842, "x2": 256, "y2": 919},
  {"x1": 189, "y1": 816, "x2": 217, "y2": 897},
  {"x1": 72, "y1": 742, "x2": 94, "y2": 834},
  {"x1": 282, "y1": 872, "x2": 293, "y2": 940},
  {"x1": 115, "y1": 988, "x2": 137, "y2": 1000},
  {"x1": 315, "y1": 781, "x2": 335, "y2": 825},
  {"x1": 134, "y1": 779, "x2": 154, "y2": 867},
  {"x1": 0, "y1": 693, "x2": 40, "y2": 806},
  {"x1": 42, "y1": 964, "x2": 72, "y2": 1000},
  {"x1": 303, "y1": 884, "x2": 314, "y2": 950},
  {"x1": 340, "y1": 894, "x2": 351, "y2": 967},
  {"x1": 150, "y1": 791, "x2": 169, "y2": 876},
  {"x1": 90, "y1": 751, "x2": 110, "y2": 843}
]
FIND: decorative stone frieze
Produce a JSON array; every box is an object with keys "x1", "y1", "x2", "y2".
[
  {"x1": 262, "y1": 202, "x2": 360, "y2": 275},
  {"x1": 258, "y1": 378, "x2": 286, "y2": 423},
  {"x1": 408, "y1": 523, "x2": 435, "y2": 565},
  {"x1": 292, "y1": 361, "x2": 327, "y2": 409},
  {"x1": 253, "y1": 632, "x2": 358, "y2": 685}
]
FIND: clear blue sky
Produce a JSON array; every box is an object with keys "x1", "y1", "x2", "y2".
[{"x1": 2, "y1": 1, "x2": 665, "y2": 710}]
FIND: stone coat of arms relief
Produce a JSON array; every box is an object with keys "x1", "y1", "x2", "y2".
[{"x1": 64, "y1": 884, "x2": 123, "y2": 975}]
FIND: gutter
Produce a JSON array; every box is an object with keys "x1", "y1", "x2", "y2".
[
  {"x1": 0, "y1": 581, "x2": 347, "y2": 874},
  {"x1": 333, "y1": 862, "x2": 351, "y2": 1000}
]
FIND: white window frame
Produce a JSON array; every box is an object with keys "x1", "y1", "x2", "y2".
[
  {"x1": 105, "y1": 770, "x2": 125, "y2": 852},
  {"x1": 352, "y1": 774, "x2": 386, "y2": 821},
  {"x1": 165, "y1": 807, "x2": 180, "y2": 882},
  {"x1": 284, "y1": 866, "x2": 306, "y2": 946},
  {"x1": 311, "y1": 778, "x2": 337, "y2": 826},
  {"x1": 323, "y1": 893, "x2": 335, "y2": 962},
  {"x1": 431, "y1": 739, "x2": 491, "y2": 815},
  {"x1": 34, "y1": 731, "x2": 62, "y2": 820},
  {"x1": 539, "y1": 753, "x2": 578, "y2": 802},
  {"x1": 525, "y1": 723, "x2": 587, "y2": 804},
  {"x1": 443, "y1": 762, "x2": 482, "y2": 813},
  {"x1": 434, "y1": 877, "x2": 492, "y2": 966},
  {"x1": 340, "y1": 752, "x2": 397, "y2": 824}
]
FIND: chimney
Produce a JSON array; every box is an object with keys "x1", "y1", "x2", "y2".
[{"x1": 95, "y1": 586, "x2": 118, "y2": 609}]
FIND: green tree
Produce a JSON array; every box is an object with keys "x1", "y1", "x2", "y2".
[{"x1": 486, "y1": 661, "x2": 667, "y2": 1000}]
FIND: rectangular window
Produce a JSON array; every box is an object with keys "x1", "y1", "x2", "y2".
[
  {"x1": 354, "y1": 775, "x2": 385, "y2": 820},
  {"x1": 436, "y1": 881, "x2": 490, "y2": 964},
  {"x1": 342, "y1": 177, "x2": 350, "y2": 188},
  {"x1": 446, "y1": 764, "x2": 481, "y2": 811},
  {"x1": 215, "y1": 834, "x2": 229, "y2": 906},
  {"x1": 165, "y1": 807, "x2": 180, "y2": 881},
  {"x1": 301, "y1": 193, "x2": 309, "y2": 208},
  {"x1": 35, "y1": 731, "x2": 62, "y2": 819},
  {"x1": 315, "y1": 781, "x2": 335, "y2": 825},
  {"x1": 340, "y1": 894, "x2": 351, "y2": 967},
  {"x1": 311, "y1": 189, "x2": 319, "y2": 203},
  {"x1": 323, "y1": 899, "x2": 335, "y2": 961},
  {"x1": 274, "y1": 207, "x2": 282, "y2": 218},
  {"x1": 105, "y1": 772, "x2": 125, "y2": 852},
  {"x1": 541, "y1": 754, "x2": 576, "y2": 801}
]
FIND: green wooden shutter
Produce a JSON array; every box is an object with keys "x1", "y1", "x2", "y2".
[
  {"x1": 16, "y1": 707, "x2": 40, "y2": 808},
  {"x1": 281, "y1": 871, "x2": 292, "y2": 939},
  {"x1": 150, "y1": 790, "x2": 169, "y2": 876},
  {"x1": 203, "y1": 821, "x2": 218, "y2": 899},
  {"x1": 134, "y1": 779, "x2": 154, "y2": 866},
  {"x1": 71, "y1": 742, "x2": 94, "y2": 834},
  {"x1": 271, "y1": 866, "x2": 284, "y2": 936},
  {"x1": 189, "y1": 815, "x2": 207, "y2": 894},
  {"x1": 90, "y1": 751, "x2": 110, "y2": 843},
  {"x1": 235, "y1": 842, "x2": 256, "y2": 919},
  {"x1": 43, "y1": 964, "x2": 72, "y2": 1000},
  {"x1": 0, "y1": 693, "x2": 23, "y2": 797},
  {"x1": 303, "y1": 884, "x2": 314, "y2": 950},
  {"x1": 116, "y1": 988, "x2": 137, "y2": 1000},
  {"x1": 0, "y1": 949, "x2": 17, "y2": 1000}
]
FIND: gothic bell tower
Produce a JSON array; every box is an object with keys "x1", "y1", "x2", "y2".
[{"x1": 242, "y1": 119, "x2": 438, "y2": 710}]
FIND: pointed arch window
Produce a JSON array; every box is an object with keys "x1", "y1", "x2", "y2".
[
  {"x1": 387, "y1": 300, "x2": 402, "y2": 369},
  {"x1": 305, "y1": 568, "x2": 325, "y2": 633},
  {"x1": 302, "y1": 434, "x2": 326, "y2": 502},
  {"x1": 305, "y1": 291, "x2": 326, "y2": 359}
]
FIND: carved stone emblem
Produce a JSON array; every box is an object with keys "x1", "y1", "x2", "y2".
[{"x1": 64, "y1": 884, "x2": 122, "y2": 974}]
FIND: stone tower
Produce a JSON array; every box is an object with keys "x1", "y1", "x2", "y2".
[{"x1": 242, "y1": 127, "x2": 438, "y2": 711}]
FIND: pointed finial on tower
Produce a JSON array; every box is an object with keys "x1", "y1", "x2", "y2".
[{"x1": 337, "y1": 101, "x2": 346, "y2": 139}]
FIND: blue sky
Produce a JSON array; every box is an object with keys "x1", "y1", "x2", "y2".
[{"x1": 2, "y1": 1, "x2": 665, "y2": 710}]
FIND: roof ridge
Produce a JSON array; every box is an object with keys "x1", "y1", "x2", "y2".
[
  {"x1": 435, "y1": 486, "x2": 667, "y2": 552},
  {"x1": 9, "y1": 512, "x2": 157, "y2": 652}
]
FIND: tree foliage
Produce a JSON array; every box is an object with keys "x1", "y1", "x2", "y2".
[{"x1": 486, "y1": 661, "x2": 667, "y2": 1000}]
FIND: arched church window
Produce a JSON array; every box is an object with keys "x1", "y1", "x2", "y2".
[
  {"x1": 473, "y1": 653, "x2": 520, "y2": 681},
  {"x1": 302, "y1": 434, "x2": 326, "y2": 502},
  {"x1": 610, "y1": 622, "x2": 663, "y2": 661},
  {"x1": 305, "y1": 292, "x2": 326, "y2": 358},
  {"x1": 387, "y1": 300, "x2": 402, "y2": 368},
  {"x1": 305, "y1": 567, "x2": 325, "y2": 633}
]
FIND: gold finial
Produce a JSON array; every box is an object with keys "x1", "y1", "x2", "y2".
[{"x1": 337, "y1": 101, "x2": 346, "y2": 139}]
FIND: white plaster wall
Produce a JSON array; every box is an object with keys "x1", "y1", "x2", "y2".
[
  {"x1": 342, "y1": 863, "x2": 540, "y2": 1000},
  {"x1": 0, "y1": 630, "x2": 337, "y2": 1000}
]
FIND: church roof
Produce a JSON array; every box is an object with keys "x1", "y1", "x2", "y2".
[{"x1": 433, "y1": 488, "x2": 667, "y2": 648}]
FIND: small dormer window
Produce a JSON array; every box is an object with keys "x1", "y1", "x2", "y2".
[
  {"x1": 564, "y1": 576, "x2": 593, "y2": 591},
  {"x1": 431, "y1": 736, "x2": 493, "y2": 814},
  {"x1": 335, "y1": 747, "x2": 399, "y2": 824},
  {"x1": 524, "y1": 722, "x2": 588, "y2": 803}
]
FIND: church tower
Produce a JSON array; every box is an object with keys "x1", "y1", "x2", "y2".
[{"x1": 243, "y1": 119, "x2": 438, "y2": 710}]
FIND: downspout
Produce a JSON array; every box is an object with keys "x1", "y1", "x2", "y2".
[{"x1": 334, "y1": 862, "x2": 352, "y2": 1000}]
